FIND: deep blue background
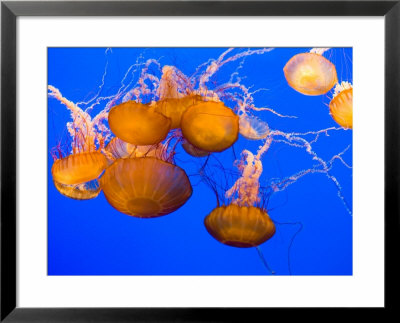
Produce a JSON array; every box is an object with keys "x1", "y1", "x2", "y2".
[{"x1": 48, "y1": 48, "x2": 352, "y2": 275}]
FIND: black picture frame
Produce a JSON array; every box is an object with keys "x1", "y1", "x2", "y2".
[{"x1": 1, "y1": 0, "x2": 399, "y2": 321}]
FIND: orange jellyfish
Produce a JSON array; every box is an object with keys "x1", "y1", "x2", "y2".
[
  {"x1": 181, "y1": 101, "x2": 239, "y2": 152},
  {"x1": 204, "y1": 204, "x2": 275, "y2": 248},
  {"x1": 49, "y1": 85, "x2": 109, "y2": 200},
  {"x1": 108, "y1": 101, "x2": 171, "y2": 146},
  {"x1": 329, "y1": 82, "x2": 353, "y2": 129},
  {"x1": 203, "y1": 149, "x2": 276, "y2": 248},
  {"x1": 283, "y1": 51, "x2": 338, "y2": 96},
  {"x1": 100, "y1": 157, "x2": 192, "y2": 218}
]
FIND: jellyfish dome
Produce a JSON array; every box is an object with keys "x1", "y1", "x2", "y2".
[
  {"x1": 204, "y1": 204, "x2": 275, "y2": 248},
  {"x1": 100, "y1": 157, "x2": 192, "y2": 218},
  {"x1": 51, "y1": 151, "x2": 108, "y2": 185},
  {"x1": 283, "y1": 52, "x2": 338, "y2": 96},
  {"x1": 329, "y1": 82, "x2": 353, "y2": 129},
  {"x1": 181, "y1": 101, "x2": 239, "y2": 152},
  {"x1": 108, "y1": 101, "x2": 171, "y2": 146}
]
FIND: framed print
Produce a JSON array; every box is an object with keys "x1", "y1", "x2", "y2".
[{"x1": 1, "y1": 0, "x2": 399, "y2": 321}]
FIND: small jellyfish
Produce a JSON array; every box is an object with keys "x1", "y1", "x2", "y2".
[
  {"x1": 133, "y1": 144, "x2": 167, "y2": 160},
  {"x1": 51, "y1": 151, "x2": 108, "y2": 185},
  {"x1": 49, "y1": 86, "x2": 110, "y2": 200},
  {"x1": 104, "y1": 137, "x2": 136, "y2": 164},
  {"x1": 104, "y1": 137, "x2": 166, "y2": 164},
  {"x1": 283, "y1": 52, "x2": 338, "y2": 96},
  {"x1": 53, "y1": 179, "x2": 101, "y2": 200},
  {"x1": 108, "y1": 101, "x2": 171, "y2": 146},
  {"x1": 239, "y1": 114, "x2": 269, "y2": 140},
  {"x1": 181, "y1": 138, "x2": 210, "y2": 158},
  {"x1": 100, "y1": 157, "x2": 192, "y2": 218},
  {"x1": 329, "y1": 82, "x2": 353, "y2": 129},
  {"x1": 181, "y1": 101, "x2": 239, "y2": 152},
  {"x1": 154, "y1": 95, "x2": 205, "y2": 129},
  {"x1": 204, "y1": 204, "x2": 275, "y2": 248}
]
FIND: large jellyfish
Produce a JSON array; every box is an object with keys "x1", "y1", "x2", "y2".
[
  {"x1": 181, "y1": 101, "x2": 239, "y2": 153},
  {"x1": 283, "y1": 48, "x2": 338, "y2": 96},
  {"x1": 100, "y1": 157, "x2": 192, "y2": 218},
  {"x1": 108, "y1": 101, "x2": 171, "y2": 146}
]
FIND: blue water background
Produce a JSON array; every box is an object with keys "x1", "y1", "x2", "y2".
[{"x1": 48, "y1": 48, "x2": 353, "y2": 275}]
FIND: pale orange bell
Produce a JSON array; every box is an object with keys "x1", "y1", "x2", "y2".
[
  {"x1": 53, "y1": 179, "x2": 101, "y2": 200},
  {"x1": 239, "y1": 114, "x2": 269, "y2": 140},
  {"x1": 105, "y1": 137, "x2": 136, "y2": 162},
  {"x1": 204, "y1": 204, "x2": 275, "y2": 248},
  {"x1": 105, "y1": 137, "x2": 167, "y2": 164},
  {"x1": 100, "y1": 157, "x2": 192, "y2": 218},
  {"x1": 283, "y1": 53, "x2": 338, "y2": 96},
  {"x1": 181, "y1": 101, "x2": 239, "y2": 152},
  {"x1": 329, "y1": 88, "x2": 353, "y2": 129},
  {"x1": 108, "y1": 101, "x2": 171, "y2": 145}
]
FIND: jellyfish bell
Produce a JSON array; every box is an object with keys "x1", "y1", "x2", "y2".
[
  {"x1": 100, "y1": 157, "x2": 192, "y2": 218},
  {"x1": 329, "y1": 82, "x2": 353, "y2": 129},
  {"x1": 108, "y1": 101, "x2": 171, "y2": 146},
  {"x1": 51, "y1": 151, "x2": 108, "y2": 185},
  {"x1": 204, "y1": 204, "x2": 275, "y2": 248},
  {"x1": 283, "y1": 52, "x2": 338, "y2": 96},
  {"x1": 181, "y1": 101, "x2": 239, "y2": 152},
  {"x1": 53, "y1": 179, "x2": 101, "y2": 200},
  {"x1": 239, "y1": 114, "x2": 269, "y2": 140}
]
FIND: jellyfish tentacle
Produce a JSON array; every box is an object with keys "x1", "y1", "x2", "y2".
[{"x1": 256, "y1": 246, "x2": 275, "y2": 275}]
